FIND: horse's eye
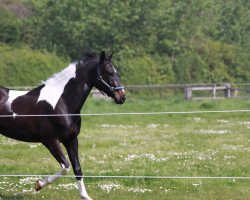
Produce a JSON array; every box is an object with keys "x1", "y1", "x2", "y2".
[{"x1": 105, "y1": 65, "x2": 115, "y2": 75}]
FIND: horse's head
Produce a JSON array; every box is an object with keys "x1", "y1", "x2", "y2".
[{"x1": 95, "y1": 51, "x2": 126, "y2": 104}]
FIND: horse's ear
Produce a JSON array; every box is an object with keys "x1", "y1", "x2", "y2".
[
  {"x1": 108, "y1": 50, "x2": 114, "y2": 60},
  {"x1": 99, "y1": 51, "x2": 106, "y2": 64}
]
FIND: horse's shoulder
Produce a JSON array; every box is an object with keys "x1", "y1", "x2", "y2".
[{"x1": 26, "y1": 85, "x2": 44, "y2": 96}]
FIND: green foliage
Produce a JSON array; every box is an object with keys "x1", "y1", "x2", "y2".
[
  {"x1": 117, "y1": 49, "x2": 175, "y2": 85},
  {"x1": 175, "y1": 38, "x2": 247, "y2": 84},
  {"x1": 0, "y1": 6, "x2": 21, "y2": 43},
  {"x1": 0, "y1": 44, "x2": 67, "y2": 86},
  {"x1": 0, "y1": 0, "x2": 249, "y2": 85}
]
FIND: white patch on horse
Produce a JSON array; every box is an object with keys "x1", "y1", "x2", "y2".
[
  {"x1": 7, "y1": 90, "x2": 28, "y2": 116},
  {"x1": 112, "y1": 66, "x2": 117, "y2": 73},
  {"x1": 78, "y1": 179, "x2": 92, "y2": 200},
  {"x1": 37, "y1": 63, "x2": 76, "y2": 109}
]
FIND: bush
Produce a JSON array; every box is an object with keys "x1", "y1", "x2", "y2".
[
  {"x1": 116, "y1": 48, "x2": 175, "y2": 85},
  {"x1": 174, "y1": 38, "x2": 248, "y2": 84},
  {"x1": 0, "y1": 7, "x2": 21, "y2": 43},
  {"x1": 0, "y1": 44, "x2": 68, "y2": 87}
]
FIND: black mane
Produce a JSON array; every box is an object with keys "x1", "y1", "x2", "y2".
[{"x1": 81, "y1": 52, "x2": 97, "y2": 62}]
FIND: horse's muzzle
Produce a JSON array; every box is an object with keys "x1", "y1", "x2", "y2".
[{"x1": 114, "y1": 89, "x2": 126, "y2": 104}]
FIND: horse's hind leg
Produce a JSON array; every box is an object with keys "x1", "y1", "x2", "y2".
[{"x1": 35, "y1": 140, "x2": 70, "y2": 191}]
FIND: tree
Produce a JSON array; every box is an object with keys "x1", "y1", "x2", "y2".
[{"x1": 0, "y1": 6, "x2": 21, "y2": 43}]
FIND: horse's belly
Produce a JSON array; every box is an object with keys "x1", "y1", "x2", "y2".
[{"x1": 0, "y1": 122, "x2": 39, "y2": 142}]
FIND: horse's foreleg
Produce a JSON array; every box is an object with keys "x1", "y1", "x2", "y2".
[
  {"x1": 77, "y1": 179, "x2": 92, "y2": 200},
  {"x1": 35, "y1": 140, "x2": 70, "y2": 191},
  {"x1": 63, "y1": 137, "x2": 92, "y2": 200}
]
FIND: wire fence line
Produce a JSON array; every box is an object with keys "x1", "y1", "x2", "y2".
[
  {"x1": 0, "y1": 109, "x2": 249, "y2": 118},
  {"x1": 1, "y1": 110, "x2": 249, "y2": 179},
  {"x1": 1, "y1": 111, "x2": 249, "y2": 181},
  {"x1": 0, "y1": 174, "x2": 250, "y2": 180},
  {"x1": 1, "y1": 86, "x2": 249, "y2": 181}
]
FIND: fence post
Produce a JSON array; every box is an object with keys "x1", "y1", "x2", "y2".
[
  {"x1": 224, "y1": 83, "x2": 231, "y2": 98},
  {"x1": 185, "y1": 86, "x2": 192, "y2": 100},
  {"x1": 213, "y1": 84, "x2": 216, "y2": 99}
]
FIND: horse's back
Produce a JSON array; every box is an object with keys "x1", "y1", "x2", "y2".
[
  {"x1": 0, "y1": 86, "x2": 40, "y2": 141},
  {"x1": 0, "y1": 85, "x2": 79, "y2": 143}
]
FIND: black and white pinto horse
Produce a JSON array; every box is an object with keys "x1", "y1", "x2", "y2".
[{"x1": 0, "y1": 51, "x2": 126, "y2": 200}]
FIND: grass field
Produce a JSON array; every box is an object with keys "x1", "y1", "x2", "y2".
[{"x1": 0, "y1": 94, "x2": 250, "y2": 200}]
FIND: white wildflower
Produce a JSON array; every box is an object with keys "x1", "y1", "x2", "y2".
[
  {"x1": 100, "y1": 184, "x2": 121, "y2": 193},
  {"x1": 147, "y1": 124, "x2": 160, "y2": 129}
]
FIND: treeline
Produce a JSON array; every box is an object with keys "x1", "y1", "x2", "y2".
[{"x1": 0, "y1": 0, "x2": 249, "y2": 86}]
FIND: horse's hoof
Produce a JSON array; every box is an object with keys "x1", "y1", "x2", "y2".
[{"x1": 35, "y1": 179, "x2": 43, "y2": 191}]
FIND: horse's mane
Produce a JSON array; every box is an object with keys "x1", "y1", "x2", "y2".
[
  {"x1": 41, "y1": 52, "x2": 98, "y2": 86},
  {"x1": 80, "y1": 52, "x2": 97, "y2": 63}
]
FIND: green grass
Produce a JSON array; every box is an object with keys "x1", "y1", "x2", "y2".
[{"x1": 0, "y1": 95, "x2": 250, "y2": 199}]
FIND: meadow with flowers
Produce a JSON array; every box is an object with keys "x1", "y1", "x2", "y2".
[{"x1": 0, "y1": 95, "x2": 250, "y2": 199}]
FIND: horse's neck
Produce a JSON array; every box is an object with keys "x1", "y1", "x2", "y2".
[{"x1": 59, "y1": 62, "x2": 96, "y2": 114}]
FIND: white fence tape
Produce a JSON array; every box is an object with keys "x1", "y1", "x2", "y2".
[{"x1": 0, "y1": 109, "x2": 249, "y2": 118}]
